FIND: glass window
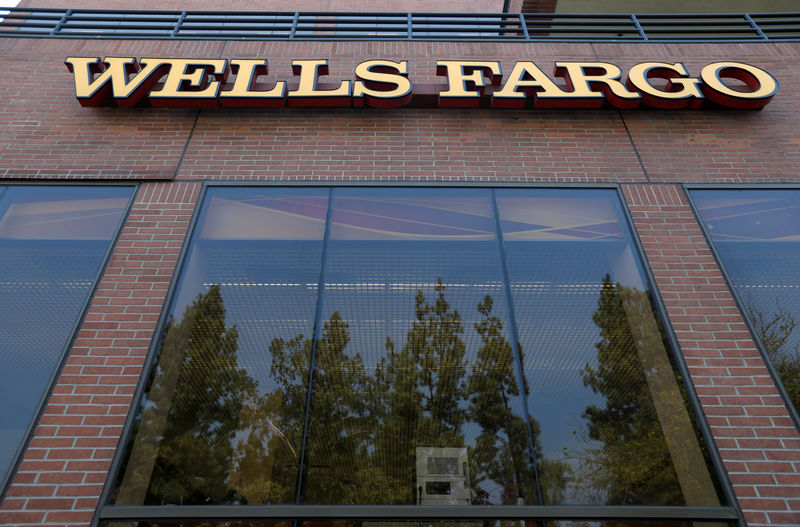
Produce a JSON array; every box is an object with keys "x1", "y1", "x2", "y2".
[
  {"x1": 109, "y1": 186, "x2": 727, "y2": 521},
  {"x1": 691, "y1": 189, "x2": 800, "y2": 418},
  {"x1": 0, "y1": 185, "x2": 134, "y2": 488}
]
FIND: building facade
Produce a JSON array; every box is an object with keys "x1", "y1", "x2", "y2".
[{"x1": 1, "y1": 1, "x2": 799, "y2": 527}]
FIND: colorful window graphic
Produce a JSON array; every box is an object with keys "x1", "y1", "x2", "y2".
[
  {"x1": 108, "y1": 187, "x2": 726, "y2": 523},
  {"x1": 691, "y1": 189, "x2": 800, "y2": 419},
  {"x1": 0, "y1": 185, "x2": 133, "y2": 488}
]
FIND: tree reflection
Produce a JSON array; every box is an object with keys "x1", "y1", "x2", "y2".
[
  {"x1": 580, "y1": 276, "x2": 682, "y2": 505},
  {"x1": 468, "y1": 295, "x2": 537, "y2": 505},
  {"x1": 373, "y1": 278, "x2": 470, "y2": 503},
  {"x1": 579, "y1": 275, "x2": 719, "y2": 508},
  {"x1": 117, "y1": 280, "x2": 570, "y2": 506},
  {"x1": 115, "y1": 284, "x2": 257, "y2": 505}
]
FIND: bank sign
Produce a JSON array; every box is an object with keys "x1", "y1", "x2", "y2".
[{"x1": 65, "y1": 57, "x2": 778, "y2": 110}]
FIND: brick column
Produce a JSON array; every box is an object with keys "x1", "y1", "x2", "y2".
[
  {"x1": 623, "y1": 184, "x2": 800, "y2": 527},
  {"x1": 0, "y1": 182, "x2": 202, "y2": 527}
]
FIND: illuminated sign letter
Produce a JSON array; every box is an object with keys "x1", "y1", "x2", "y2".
[
  {"x1": 492, "y1": 61, "x2": 568, "y2": 109},
  {"x1": 220, "y1": 59, "x2": 286, "y2": 107},
  {"x1": 288, "y1": 59, "x2": 352, "y2": 107},
  {"x1": 352, "y1": 60, "x2": 412, "y2": 108},
  {"x1": 554, "y1": 62, "x2": 641, "y2": 109},
  {"x1": 436, "y1": 61, "x2": 501, "y2": 108},
  {"x1": 148, "y1": 59, "x2": 228, "y2": 108},
  {"x1": 700, "y1": 62, "x2": 779, "y2": 110},
  {"x1": 64, "y1": 56, "x2": 171, "y2": 107},
  {"x1": 626, "y1": 62, "x2": 703, "y2": 110}
]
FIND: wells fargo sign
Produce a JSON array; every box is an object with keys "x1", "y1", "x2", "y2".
[{"x1": 65, "y1": 57, "x2": 778, "y2": 110}]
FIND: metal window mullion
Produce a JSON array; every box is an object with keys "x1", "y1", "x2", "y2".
[
  {"x1": 99, "y1": 503, "x2": 740, "y2": 522},
  {"x1": 490, "y1": 188, "x2": 544, "y2": 506},
  {"x1": 293, "y1": 187, "x2": 334, "y2": 505}
]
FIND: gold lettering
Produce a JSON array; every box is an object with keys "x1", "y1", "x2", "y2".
[
  {"x1": 148, "y1": 59, "x2": 228, "y2": 107},
  {"x1": 555, "y1": 62, "x2": 640, "y2": 109},
  {"x1": 64, "y1": 56, "x2": 170, "y2": 107},
  {"x1": 219, "y1": 59, "x2": 286, "y2": 107},
  {"x1": 288, "y1": 59, "x2": 351, "y2": 107},
  {"x1": 700, "y1": 61, "x2": 779, "y2": 110},
  {"x1": 352, "y1": 60, "x2": 412, "y2": 108},
  {"x1": 626, "y1": 62, "x2": 703, "y2": 109},
  {"x1": 436, "y1": 60, "x2": 501, "y2": 107},
  {"x1": 492, "y1": 61, "x2": 568, "y2": 108}
]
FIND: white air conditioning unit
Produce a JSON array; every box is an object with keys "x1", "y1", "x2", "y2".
[{"x1": 415, "y1": 446, "x2": 470, "y2": 505}]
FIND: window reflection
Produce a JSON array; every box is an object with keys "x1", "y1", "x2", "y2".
[
  {"x1": 692, "y1": 190, "x2": 800, "y2": 417},
  {"x1": 497, "y1": 189, "x2": 719, "y2": 507},
  {"x1": 114, "y1": 188, "x2": 329, "y2": 506},
  {"x1": 111, "y1": 187, "x2": 723, "y2": 511},
  {"x1": 0, "y1": 185, "x2": 133, "y2": 488}
]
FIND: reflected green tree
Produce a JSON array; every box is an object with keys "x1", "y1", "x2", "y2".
[
  {"x1": 226, "y1": 387, "x2": 295, "y2": 503},
  {"x1": 467, "y1": 295, "x2": 538, "y2": 504},
  {"x1": 115, "y1": 284, "x2": 257, "y2": 505},
  {"x1": 579, "y1": 275, "x2": 722, "y2": 509},
  {"x1": 291, "y1": 312, "x2": 376, "y2": 504},
  {"x1": 118, "y1": 279, "x2": 572, "y2": 506},
  {"x1": 747, "y1": 303, "x2": 800, "y2": 412},
  {"x1": 374, "y1": 278, "x2": 470, "y2": 503},
  {"x1": 580, "y1": 276, "x2": 683, "y2": 505}
]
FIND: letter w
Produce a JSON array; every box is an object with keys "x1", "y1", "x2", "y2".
[{"x1": 65, "y1": 57, "x2": 170, "y2": 107}]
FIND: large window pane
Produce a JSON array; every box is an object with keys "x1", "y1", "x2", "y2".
[
  {"x1": 303, "y1": 188, "x2": 534, "y2": 506},
  {"x1": 110, "y1": 186, "x2": 724, "y2": 515},
  {"x1": 0, "y1": 185, "x2": 133, "y2": 487},
  {"x1": 497, "y1": 189, "x2": 722, "y2": 507},
  {"x1": 112, "y1": 188, "x2": 329, "y2": 506},
  {"x1": 691, "y1": 189, "x2": 800, "y2": 417}
]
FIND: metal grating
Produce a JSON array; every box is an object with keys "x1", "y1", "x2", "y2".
[{"x1": 0, "y1": 8, "x2": 799, "y2": 42}]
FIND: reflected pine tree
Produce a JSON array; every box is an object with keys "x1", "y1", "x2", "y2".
[
  {"x1": 467, "y1": 295, "x2": 538, "y2": 505},
  {"x1": 579, "y1": 275, "x2": 720, "y2": 508},
  {"x1": 580, "y1": 275, "x2": 683, "y2": 505},
  {"x1": 117, "y1": 279, "x2": 570, "y2": 507},
  {"x1": 271, "y1": 311, "x2": 377, "y2": 504},
  {"x1": 374, "y1": 278, "x2": 469, "y2": 503},
  {"x1": 115, "y1": 284, "x2": 257, "y2": 505},
  {"x1": 226, "y1": 387, "x2": 294, "y2": 504}
]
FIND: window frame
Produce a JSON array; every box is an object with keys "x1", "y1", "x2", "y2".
[
  {"x1": 0, "y1": 182, "x2": 138, "y2": 499},
  {"x1": 95, "y1": 181, "x2": 742, "y2": 526}
]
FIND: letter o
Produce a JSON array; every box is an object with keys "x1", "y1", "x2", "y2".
[{"x1": 700, "y1": 62, "x2": 778, "y2": 109}]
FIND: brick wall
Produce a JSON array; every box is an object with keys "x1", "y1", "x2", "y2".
[
  {"x1": 3, "y1": 39, "x2": 799, "y2": 183},
  {"x1": 0, "y1": 33, "x2": 799, "y2": 527}
]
